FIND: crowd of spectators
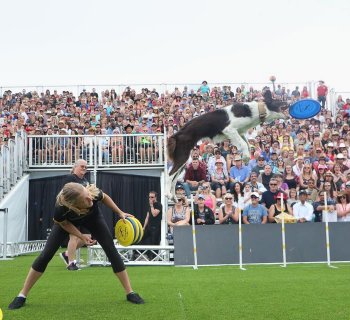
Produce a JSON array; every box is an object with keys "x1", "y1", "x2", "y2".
[{"x1": 1, "y1": 80, "x2": 350, "y2": 225}]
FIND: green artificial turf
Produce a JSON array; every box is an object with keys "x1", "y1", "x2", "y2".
[{"x1": 1, "y1": 251, "x2": 350, "y2": 320}]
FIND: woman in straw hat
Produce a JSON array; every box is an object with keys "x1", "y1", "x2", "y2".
[{"x1": 8, "y1": 183, "x2": 144, "y2": 310}]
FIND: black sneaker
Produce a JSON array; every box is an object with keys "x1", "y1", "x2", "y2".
[
  {"x1": 126, "y1": 292, "x2": 144, "y2": 304},
  {"x1": 8, "y1": 296, "x2": 26, "y2": 310},
  {"x1": 67, "y1": 262, "x2": 80, "y2": 271},
  {"x1": 59, "y1": 252, "x2": 69, "y2": 266}
]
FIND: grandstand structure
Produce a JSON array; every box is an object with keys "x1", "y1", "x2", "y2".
[{"x1": 0, "y1": 81, "x2": 349, "y2": 266}]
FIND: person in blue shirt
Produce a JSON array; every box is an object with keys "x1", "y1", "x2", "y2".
[
  {"x1": 199, "y1": 81, "x2": 210, "y2": 95},
  {"x1": 242, "y1": 192, "x2": 268, "y2": 224},
  {"x1": 229, "y1": 155, "x2": 250, "y2": 190}
]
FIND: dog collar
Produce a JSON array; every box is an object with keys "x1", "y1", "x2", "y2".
[{"x1": 258, "y1": 102, "x2": 267, "y2": 123}]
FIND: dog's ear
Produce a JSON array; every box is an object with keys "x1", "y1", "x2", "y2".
[{"x1": 263, "y1": 89, "x2": 273, "y2": 104}]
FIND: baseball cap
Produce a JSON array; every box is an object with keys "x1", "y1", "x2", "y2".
[
  {"x1": 197, "y1": 194, "x2": 205, "y2": 200},
  {"x1": 250, "y1": 192, "x2": 259, "y2": 198},
  {"x1": 234, "y1": 155, "x2": 242, "y2": 161},
  {"x1": 336, "y1": 153, "x2": 345, "y2": 159},
  {"x1": 175, "y1": 184, "x2": 184, "y2": 190},
  {"x1": 299, "y1": 190, "x2": 308, "y2": 196},
  {"x1": 339, "y1": 143, "x2": 346, "y2": 148}
]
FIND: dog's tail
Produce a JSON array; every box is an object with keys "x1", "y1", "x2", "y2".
[{"x1": 167, "y1": 136, "x2": 176, "y2": 161}]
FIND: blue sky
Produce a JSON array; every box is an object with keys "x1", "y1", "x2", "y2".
[{"x1": 1, "y1": 0, "x2": 349, "y2": 93}]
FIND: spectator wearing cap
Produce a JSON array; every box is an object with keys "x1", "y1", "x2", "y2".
[
  {"x1": 251, "y1": 155, "x2": 266, "y2": 177},
  {"x1": 268, "y1": 192, "x2": 292, "y2": 223},
  {"x1": 293, "y1": 190, "x2": 314, "y2": 222},
  {"x1": 229, "y1": 155, "x2": 250, "y2": 189},
  {"x1": 335, "y1": 152, "x2": 350, "y2": 172},
  {"x1": 292, "y1": 156, "x2": 304, "y2": 177},
  {"x1": 242, "y1": 192, "x2": 268, "y2": 224},
  {"x1": 202, "y1": 143, "x2": 215, "y2": 164},
  {"x1": 183, "y1": 158, "x2": 207, "y2": 198},
  {"x1": 325, "y1": 142, "x2": 335, "y2": 162},
  {"x1": 211, "y1": 159, "x2": 230, "y2": 199},
  {"x1": 167, "y1": 185, "x2": 190, "y2": 232},
  {"x1": 322, "y1": 172, "x2": 338, "y2": 200},
  {"x1": 207, "y1": 148, "x2": 228, "y2": 178},
  {"x1": 267, "y1": 151, "x2": 279, "y2": 171},
  {"x1": 193, "y1": 194, "x2": 215, "y2": 225}
]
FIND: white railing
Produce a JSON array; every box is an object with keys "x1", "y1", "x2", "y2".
[
  {"x1": 0, "y1": 81, "x2": 315, "y2": 99},
  {"x1": 27, "y1": 133, "x2": 166, "y2": 169},
  {"x1": 0, "y1": 240, "x2": 47, "y2": 257},
  {"x1": 0, "y1": 133, "x2": 27, "y2": 201},
  {"x1": 88, "y1": 244, "x2": 174, "y2": 266}
]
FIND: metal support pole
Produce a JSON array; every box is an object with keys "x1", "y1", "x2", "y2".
[{"x1": 0, "y1": 208, "x2": 13, "y2": 260}]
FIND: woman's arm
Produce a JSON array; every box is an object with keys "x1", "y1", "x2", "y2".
[
  {"x1": 268, "y1": 205, "x2": 276, "y2": 223},
  {"x1": 102, "y1": 193, "x2": 127, "y2": 219},
  {"x1": 56, "y1": 220, "x2": 96, "y2": 245},
  {"x1": 167, "y1": 208, "x2": 175, "y2": 227}
]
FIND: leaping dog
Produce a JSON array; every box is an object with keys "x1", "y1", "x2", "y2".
[{"x1": 166, "y1": 89, "x2": 289, "y2": 200}]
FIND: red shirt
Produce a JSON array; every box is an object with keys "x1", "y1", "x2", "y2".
[
  {"x1": 184, "y1": 164, "x2": 207, "y2": 182},
  {"x1": 317, "y1": 85, "x2": 328, "y2": 97}
]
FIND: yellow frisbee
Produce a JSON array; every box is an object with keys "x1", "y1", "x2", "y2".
[
  {"x1": 132, "y1": 217, "x2": 144, "y2": 244},
  {"x1": 115, "y1": 219, "x2": 135, "y2": 246},
  {"x1": 126, "y1": 217, "x2": 139, "y2": 244},
  {"x1": 129, "y1": 217, "x2": 144, "y2": 244}
]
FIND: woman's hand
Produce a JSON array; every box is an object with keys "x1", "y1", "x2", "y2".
[
  {"x1": 119, "y1": 212, "x2": 134, "y2": 221},
  {"x1": 80, "y1": 234, "x2": 96, "y2": 246}
]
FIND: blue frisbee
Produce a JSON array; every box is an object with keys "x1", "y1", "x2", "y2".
[{"x1": 289, "y1": 99, "x2": 321, "y2": 119}]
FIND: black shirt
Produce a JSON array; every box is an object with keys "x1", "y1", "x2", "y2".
[
  {"x1": 63, "y1": 174, "x2": 89, "y2": 187},
  {"x1": 54, "y1": 189, "x2": 104, "y2": 223},
  {"x1": 260, "y1": 190, "x2": 279, "y2": 209},
  {"x1": 148, "y1": 202, "x2": 163, "y2": 227}
]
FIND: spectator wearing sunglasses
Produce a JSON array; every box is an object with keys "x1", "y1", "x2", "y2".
[
  {"x1": 242, "y1": 192, "x2": 268, "y2": 224},
  {"x1": 260, "y1": 178, "x2": 280, "y2": 209}
]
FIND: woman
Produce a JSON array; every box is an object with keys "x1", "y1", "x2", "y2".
[
  {"x1": 211, "y1": 160, "x2": 229, "y2": 198},
  {"x1": 8, "y1": 183, "x2": 144, "y2": 310},
  {"x1": 283, "y1": 165, "x2": 298, "y2": 190},
  {"x1": 332, "y1": 163, "x2": 346, "y2": 191},
  {"x1": 200, "y1": 182, "x2": 217, "y2": 212},
  {"x1": 218, "y1": 193, "x2": 239, "y2": 224},
  {"x1": 276, "y1": 158, "x2": 286, "y2": 175},
  {"x1": 336, "y1": 193, "x2": 350, "y2": 222},
  {"x1": 230, "y1": 181, "x2": 244, "y2": 205},
  {"x1": 268, "y1": 192, "x2": 292, "y2": 223},
  {"x1": 167, "y1": 194, "x2": 190, "y2": 230},
  {"x1": 299, "y1": 163, "x2": 317, "y2": 191},
  {"x1": 322, "y1": 171, "x2": 338, "y2": 197},
  {"x1": 226, "y1": 146, "x2": 239, "y2": 170}
]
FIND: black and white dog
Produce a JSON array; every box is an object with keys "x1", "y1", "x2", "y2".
[{"x1": 167, "y1": 89, "x2": 289, "y2": 200}]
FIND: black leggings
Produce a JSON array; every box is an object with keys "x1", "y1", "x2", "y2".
[{"x1": 32, "y1": 212, "x2": 125, "y2": 273}]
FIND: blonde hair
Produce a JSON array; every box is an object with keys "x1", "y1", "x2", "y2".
[{"x1": 56, "y1": 183, "x2": 101, "y2": 215}]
